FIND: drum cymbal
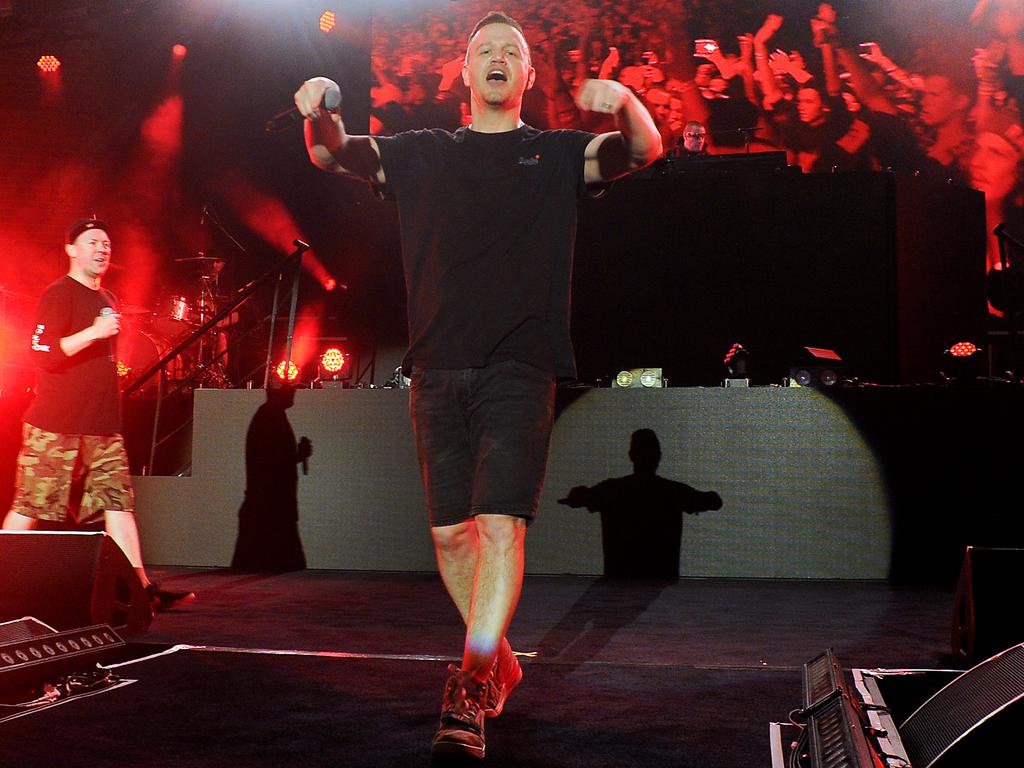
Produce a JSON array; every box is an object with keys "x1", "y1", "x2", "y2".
[
  {"x1": 119, "y1": 304, "x2": 151, "y2": 315},
  {"x1": 175, "y1": 255, "x2": 225, "y2": 263}
]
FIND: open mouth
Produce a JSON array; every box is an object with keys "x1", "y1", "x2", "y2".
[{"x1": 486, "y1": 70, "x2": 508, "y2": 82}]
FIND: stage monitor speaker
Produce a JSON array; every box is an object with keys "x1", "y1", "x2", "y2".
[
  {"x1": 0, "y1": 617, "x2": 125, "y2": 699},
  {"x1": 898, "y1": 643, "x2": 1024, "y2": 768},
  {"x1": 951, "y1": 546, "x2": 1024, "y2": 663},
  {"x1": 0, "y1": 532, "x2": 151, "y2": 636}
]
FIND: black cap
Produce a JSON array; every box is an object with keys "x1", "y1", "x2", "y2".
[{"x1": 66, "y1": 218, "x2": 111, "y2": 245}]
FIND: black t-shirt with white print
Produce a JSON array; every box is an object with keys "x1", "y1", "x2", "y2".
[{"x1": 24, "y1": 274, "x2": 121, "y2": 435}]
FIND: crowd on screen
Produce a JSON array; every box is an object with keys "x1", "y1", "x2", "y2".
[{"x1": 370, "y1": 0, "x2": 1024, "y2": 275}]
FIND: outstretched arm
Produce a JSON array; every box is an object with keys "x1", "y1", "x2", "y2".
[
  {"x1": 577, "y1": 79, "x2": 662, "y2": 183},
  {"x1": 754, "y1": 14, "x2": 786, "y2": 107},
  {"x1": 295, "y1": 76, "x2": 385, "y2": 183}
]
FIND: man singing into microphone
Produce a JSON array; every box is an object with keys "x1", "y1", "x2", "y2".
[
  {"x1": 2, "y1": 217, "x2": 195, "y2": 614},
  {"x1": 295, "y1": 10, "x2": 660, "y2": 760}
]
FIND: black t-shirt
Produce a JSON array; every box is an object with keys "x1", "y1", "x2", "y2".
[
  {"x1": 23, "y1": 275, "x2": 121, "y2": 435},
  {"x1": 376, "y1": 125, "x2": 595, "y2": 378}
]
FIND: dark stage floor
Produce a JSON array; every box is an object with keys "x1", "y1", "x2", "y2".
[{"x1": 0, "y1": 568, "x2": 960, "y2": 767}]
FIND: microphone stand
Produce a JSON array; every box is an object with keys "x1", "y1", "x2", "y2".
[
  {"x1": 735, "y1": 126, "x2": 760, "y2": 154},
  {"x1": 202, "y1": 205, "x2": 249, "y2": 259},
  {"x1": 708, "y1": 126, "x2": 761, "y2": 154},
  {"x1": 993, "y1": 224, "x2": 1021, "y2": 382},
  {"x1": 263, "y1": 240, "x2": 308, "y2": 389}
]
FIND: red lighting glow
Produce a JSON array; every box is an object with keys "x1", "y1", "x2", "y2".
[
  {"x1": 276, "y1": 360, "x2": 300, "y2": 382},
  {"x1": 172, "y1": 44, "x2": 187, "y2": 59},
  {"x1": 36, "y1": 55, "x2": 61, "y2": 73},
  {"x1": 320, "y1": 347, "x2": 347, "y2": 374},
  {"x1": 323, "y1": 277, "x2": 338, "y2": 292},
  {"x1": 319, "y1": 11, "x2": 336, "y2": 33},
  {"x1": 116, "y1": 360, "x2": 131, "y2": 378},
  {"x1": 221, "y1": 180, "x2": 333, "y2": 289},
  {"x1": 948, "y1": 342, "x2": 979, "y2": 358}
]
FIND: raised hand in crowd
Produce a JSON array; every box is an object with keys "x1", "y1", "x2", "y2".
[
  {"x1": 754, "y1": 14, "x2": 784, "y2": 46},
  {"x1": 736, "y1": 33, "x2": 760, "y2": 105},
  {"x1": 737, "y1": 33, "x2": 754, "y2": 70},
  {"x1": 754, "y1": 14, "x2": 786, "y2": 107},
  {"x1": 694, "y1": 39, "x2": 737, "y2": 80},
  {"x1": 857, "y1": 41, "x2": 891, "y2": 69},
  {"x1": 811, "y1": 0, "x2": 839, "y2": 48},
  {"x1": 598, "y1": 45, "x2": 621, "y2": 80},
  {"x1": 974, "y1": 41, "x2": 1007, "y2": 96},
  {"x1": 769, "y1": 50, "x2": 813, "y2": 84},
  {"x1": 535, "y1": 41, "x2": 583, "y2": 129},
  {"x1": 856, "y1": 41, "x2": 917, "y2": 93}
]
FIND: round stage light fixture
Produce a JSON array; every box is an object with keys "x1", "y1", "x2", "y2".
[
  {"x1": 941, "y1": 341, "x2": 983, "y2": 385},
  {"x1": 172, "y1": 44, "x2": 187, "y2": 59},
  {"x1": 116, "y1": 360, "x2": 130, "y2": 378},
  {"x1": 36, "y1": 55, "x2": 61, "y2": 73},
  {"x1": 320, "y1": 347, "x2": 346, "y2": 374},
  {"x1": 948, "y1": 341, "x2": 979, "y2": 358},
  {"x1": 275, "y1": 360, "x2": 299, "y2": 382},
  {"x1": 319, "y1": 10, "x2": 336, "y2": 33}
]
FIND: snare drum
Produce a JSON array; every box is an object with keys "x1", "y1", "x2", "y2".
[
  {"x1": 151, "y1": 295, "x2": 194, "y2": 339},
  {"x1": 169, "y1": 295, "x2": 190, "y2": 322}
]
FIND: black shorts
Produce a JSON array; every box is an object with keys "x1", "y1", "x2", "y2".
[{"x1": 409, "y1": 359, "x2": 556, "y2": 528}]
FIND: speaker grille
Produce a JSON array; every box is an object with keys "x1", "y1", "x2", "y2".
[
  {"x1": 804, "y1": 648, "x2": 842, "y2": 710},
  {"x1": 808, "y1": 695, "x2": 876, "y2": 768},
  {"x1": 0, "y1": 622, "x2": 125, "y2": 697},
  {"x1": 900, "y1": 643, "x2": 1024, "y2": 768},
  {"x1": 0, "y1": 532, "x2": 151, "y2": 634},
  {"x1": 0, "y1": 617, "x2": 53, "y2": 645}
]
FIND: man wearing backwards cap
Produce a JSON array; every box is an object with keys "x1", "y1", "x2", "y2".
[{"x1": 1, "y1": 217, "x2": 195, "y2": 613}]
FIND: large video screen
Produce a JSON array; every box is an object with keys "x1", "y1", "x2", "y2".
[{"x1": 372, "y1": 0, "x2": 1021, "y2": 276}]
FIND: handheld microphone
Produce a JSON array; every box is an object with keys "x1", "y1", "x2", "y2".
[
  {"x1": 264, "y1": 85, "x2": 341, "y2": 134},
  {"x1": 99, "y1": 306, "x2": 117, "y2": 361}
]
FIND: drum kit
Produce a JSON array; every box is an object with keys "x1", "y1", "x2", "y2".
[{"x1": 120, "y1": 254, "x2": 234, "y2": 393}]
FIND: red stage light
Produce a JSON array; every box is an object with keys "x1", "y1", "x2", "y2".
[
  {"x1": 319, "y1": 11, "x2": 336, "y2": 33},
  {"x1": 948, "y1": 342, "x2": 979, "y2": 358},
  {"x1": 276, "y1": 360, "x2": 299, "y2": 382},
  {"x1": 323, "y1": 276, "x2": 337, "y2": 292},
  {"x1": 320, "y1": 347, "x2": 346, "y2": 374},
  {"x1": 172, "y1": 44, "x2": 187, "y2": 59},
  {"x1": 36, "y1": 55, "x2": 61, "y2": 73}
]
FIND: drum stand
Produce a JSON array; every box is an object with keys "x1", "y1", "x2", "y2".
[{"x1": 187, "y1": 265, "x2": 232, "y2": 388}]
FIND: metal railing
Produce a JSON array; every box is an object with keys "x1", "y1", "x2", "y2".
[{"x1": 124, "y1": 240, "x2": 308, "y2": 474}]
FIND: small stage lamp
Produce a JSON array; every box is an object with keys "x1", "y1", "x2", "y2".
[
  {"x1": 275, "y1": 360, "x2": 300, "y2": 383},
  {"x1": 36, "y1": 55, "x2": 61, "y2": 73},
  {"x1": 941, "y1": 341, "x2": 983, "y2": 385},
  {"x1": 723, "y1": 343, "x2": 749, "y2": 387},
  {"x1": 613, "y1": 368, "x2": 664, "y2": 388},
  {"x1": 788, "y1": 347, "x2": 843, "y2": 390},
  {"x1": 318, "y1": 346, "x2": 351, "y2": 388}
]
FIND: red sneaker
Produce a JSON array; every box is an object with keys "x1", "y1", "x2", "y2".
[
  {"x1": 483, "y1": 638, "x2": 523, "y2": 718},
  {"x1": 431, "y1": 665, "x2": 487, "y2": 760}
]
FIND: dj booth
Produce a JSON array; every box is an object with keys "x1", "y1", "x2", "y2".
[{"x1": 571, "y1": 165, "x2": 986, "y2": 387}]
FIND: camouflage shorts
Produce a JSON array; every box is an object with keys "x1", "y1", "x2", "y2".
[{"x1": 10, "y1": 423, "x2": 134, "y2": 525}]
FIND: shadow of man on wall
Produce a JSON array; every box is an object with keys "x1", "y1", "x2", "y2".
[
  {"x1": 231, "y1": 382, "x2": 311, "y2": 571},
  {"x1": 558, "y1": 428, "x2": 722, "y2": 579}
]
